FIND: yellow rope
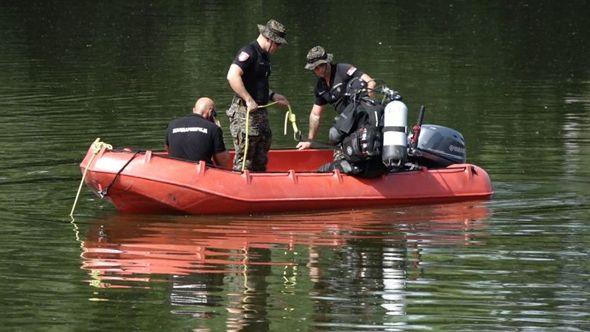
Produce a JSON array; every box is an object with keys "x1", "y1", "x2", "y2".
[
  {"x1": 240, "y1": 101, "x2": 277, "y2": 172},
  {"x1": 240, "y1": 101, "x2": 302, "y2": 171},
  {"x1": 69, "y1": 138, "x2": 112, "y2": 218},
  {"x1": 283, "y1": 104, "x2": 301, "y2": 141}
]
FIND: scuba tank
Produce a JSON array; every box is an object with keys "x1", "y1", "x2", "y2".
[{"x1": 381, "y1": 100, "x2": 408, "y2": 167}]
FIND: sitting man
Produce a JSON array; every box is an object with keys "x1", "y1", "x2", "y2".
[{"x1": 166, "y1": 97, "x2": 230, "y2": 168}]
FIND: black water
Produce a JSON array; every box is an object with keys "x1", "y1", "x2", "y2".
[{"x1": 1, "y1": 1, "x2": 589, "y2": 331}]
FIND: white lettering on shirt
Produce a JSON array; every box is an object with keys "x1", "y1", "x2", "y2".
[{"x1": 172, "y1": 127, "x2": 208, "y2": 134}]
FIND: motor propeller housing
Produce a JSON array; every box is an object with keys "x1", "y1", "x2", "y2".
[{"x1": 410, "y1": 124, "x2": 467, "y2": 168}]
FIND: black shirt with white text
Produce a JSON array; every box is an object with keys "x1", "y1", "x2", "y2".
[{"x1": 166, "y1": 114, "x2": 226, "y2": 165}]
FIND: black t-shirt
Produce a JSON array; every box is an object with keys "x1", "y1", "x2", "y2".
[
  {"x1": 314, "y1": 63, "x2": 364, "y2": 114},
  {"x1": 166, "y1": 114, "x2": 226, "y2": 164},
  {"x1": 232, "y1": 41, "x2": 271, "y2": 105}
]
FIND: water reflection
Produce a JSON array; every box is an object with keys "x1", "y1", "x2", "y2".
[
  {"x1": 80, "y1": 202, "x2": 489, "y2": 327},
  {"x1": 562, "y1": 109, "x2": 590, "y2": 184}
]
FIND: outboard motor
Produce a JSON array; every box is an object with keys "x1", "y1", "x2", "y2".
[
  {"x1": 412, "y1": 124, "x2": 466, "y2": 168},
  {"x1": 382, "y1": 100, "x2": 408, "y2": 167}
]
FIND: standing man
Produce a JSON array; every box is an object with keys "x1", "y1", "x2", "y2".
[
  {"x1": 166, "y1": 97, "x2": 230, "y2": 168},
  {"x1": 296, "y1": 46, "x2": 376, "y2": 150},
  {"x1": 226, "y1": 19, "x2": 290, "y2": 172}
]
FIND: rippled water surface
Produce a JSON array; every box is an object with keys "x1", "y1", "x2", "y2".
[{"x1": 1, "y1": 1, "x2": 589, "y2": 331}]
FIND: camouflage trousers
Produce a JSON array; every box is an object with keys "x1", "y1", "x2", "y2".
[{"x1": 226, "y1": 97, "x2": 272, "y2": 172}]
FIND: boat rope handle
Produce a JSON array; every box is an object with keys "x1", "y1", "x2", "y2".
[
  {"x1": 70, "y1": 138, "x2": 112, "y2": 218},
  {"x1": 242, "y1": 101, "x2": 301, "y2": 172},
  {"x1": 98, "y1": 151, "x2": 141, "y2": 198}
]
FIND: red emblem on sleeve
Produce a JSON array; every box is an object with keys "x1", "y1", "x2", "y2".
[
  {"x1": 238, "y1": 51, "x2": 250, "y2": 62},
  {"x1": 346, "y1": 66, "x2": 357, "y2": 76}
]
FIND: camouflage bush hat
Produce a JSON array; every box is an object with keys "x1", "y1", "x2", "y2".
[
  {"x1": 257, "y1": 19, "x2": 287, "y2": 45},
  {"x1": 305, "y1": 46, "x2": 333, "y2": 70}
]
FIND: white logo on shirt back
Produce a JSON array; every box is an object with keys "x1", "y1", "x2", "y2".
[{"x1": 172, "y1": 127, "x2": 208, "y2": 134}]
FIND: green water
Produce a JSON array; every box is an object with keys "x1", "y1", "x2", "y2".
[{"x1": 1, "y1": 1, "x2": 589, "y2": 331}]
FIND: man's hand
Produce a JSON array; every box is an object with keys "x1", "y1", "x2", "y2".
[
  {"x1": 245, "y1": 97, "x2": 258, "y2": 112},
  {"x1": 296, "y1": 141, "x2": 312, "y2": 150},
  {"x1": 360, "y1": 73, "x2": 376, "y2": 98}
]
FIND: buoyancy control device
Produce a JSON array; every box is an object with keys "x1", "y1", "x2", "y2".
[
  {"x1": 328, "y1": 78, "x2": 386, "y2": 162},
  {"x1": 330, "y1": 100, "x2": 384, "y2": 162},
  {"x1": 341, "y1": 126, "x2": 382, "y2": 162}
]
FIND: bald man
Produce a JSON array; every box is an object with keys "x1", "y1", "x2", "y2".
[{"x1": 166, "y1": 97, "x2": 230, "y2": 168}]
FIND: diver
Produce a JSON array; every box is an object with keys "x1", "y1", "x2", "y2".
[{"x1": 296, "y1": 46, "x2": 387, "y2": 178}]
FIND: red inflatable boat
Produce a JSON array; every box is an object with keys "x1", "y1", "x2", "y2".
[{"x1": 79, "y1": 142, "x2": 493, "y2": 215}]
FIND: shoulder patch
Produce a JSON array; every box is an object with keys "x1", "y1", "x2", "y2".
[
  {"x1": 238, "y1": 51, "x2": 250, "y2": 62},
  {"x1": 346, "y1": 66, "x2": 357, "y2": 76}
]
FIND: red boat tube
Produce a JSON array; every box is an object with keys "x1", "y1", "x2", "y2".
[{"x1": 79, "y1": 145, "x2": 493, "y2": 215}]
